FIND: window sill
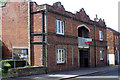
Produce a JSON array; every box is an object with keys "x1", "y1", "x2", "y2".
[
  {"x1": 100, "y1": 60, "x2": 104, "y2": 61},
  {"x1": 56, "y1": 33, "x2": 64, "y2": 35},
  {"x1": 99, "y1": 40, "x2": 104, "y2": 42},
  {"x1": 56, "y1": 34, "x2": 65, "y2": 37},
  {"x1": 57, "y1": 63, "x2": 66, "y2": 65}
]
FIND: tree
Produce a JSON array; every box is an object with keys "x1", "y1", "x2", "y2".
[{"x1": 0, "y1": 0, "x2": 7, "y2": 6}]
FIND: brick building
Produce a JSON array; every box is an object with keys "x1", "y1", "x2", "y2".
[
  {"x1": 107, "y1": 27, "x2": 120, "y2": 65},
  {"x1": 2, "y1": 1, "x2": 107, "y2": 72}
]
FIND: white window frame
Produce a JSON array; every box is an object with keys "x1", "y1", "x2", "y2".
[
  {"x1": 56, "y1": 20, "x2": 64, "y2": 35},
  {"x1": 99, "y1": 30, "x2": 103, "y2": 41},
  {"x1": 56, "y1": 49, "x2": 65, "y2": 64},
  {"x1": 100, "y1": 50, "x2": 104, "y2": 61}
]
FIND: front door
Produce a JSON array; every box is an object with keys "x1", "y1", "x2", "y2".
[{"x1": 80, "y1": 50, "x2": 89, "y2": 67}]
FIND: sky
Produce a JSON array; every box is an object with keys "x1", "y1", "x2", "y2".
[{"x1": 33, "y1": 0, "x2": 120, "y2": 31}]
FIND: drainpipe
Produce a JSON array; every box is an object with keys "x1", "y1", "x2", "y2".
[
  {"x1": 28, "y1": 1, "x2": 31, "y2": 65},
  {"x1": 41, "y1": 11, "x2": 45, "y2": 66},
  {"x1": 44, "y1": 8, "x2": 48, "y2": 73},
  {"x1": 94, "y1": 23, "x2": 96, "y2": 67}
]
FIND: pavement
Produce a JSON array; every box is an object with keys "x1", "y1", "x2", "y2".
[{"x1": 2, "y1": 65, "x2": 119, "y2": 80}]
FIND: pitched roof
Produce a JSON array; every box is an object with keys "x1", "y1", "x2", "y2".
[{"x1": 107, "y1": 27, "x2": 120, "y2": 34}]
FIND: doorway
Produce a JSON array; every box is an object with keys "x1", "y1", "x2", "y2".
[{"x1": 79, "y1": 50, "x2": 89, "y2": 67}]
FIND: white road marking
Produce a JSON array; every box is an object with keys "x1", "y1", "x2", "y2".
[{"x1": 76, "y1": 76, "x2": 119, "y2": 78}]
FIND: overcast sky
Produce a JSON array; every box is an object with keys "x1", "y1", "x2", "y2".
[{"x1": 33, "y1": 0, "x2": 119, "y2": 31}]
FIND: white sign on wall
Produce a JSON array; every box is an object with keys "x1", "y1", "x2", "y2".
[{"x1": 108, "y1": 54, "x2": 115, "y2": 65}]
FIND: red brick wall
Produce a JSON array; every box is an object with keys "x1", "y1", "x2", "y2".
[
  {"x1": 31, "y1": 13, "x2": 42, "y2": 33},
  {"x1": 96, "y1": 47, "x2": 107, "y2": 66},
  {"x1": 107, "y1": 28, "x2": 120, "y2": 65},
  {"x1": 31, "y1": 8, "x2": 43, "y2": 66},
  {"x1": 2, "y1": 1, "x2": 108, "y2": 72},
  {"x1": 2, "y1": 2, "x2": 28, "y2": 58},
  {"x1": 107, "y1": 29, "x2": 114, "y2": 54},
  {"x1": 90, "y1": 46, "x2": 95, "y2": 67},
  {"x1": 47, "y1": 44, "x2": 78, "y2": 72},
  {"x1": 46, "y1": 10, "x2": 107, "y2": 72},
  {"x1": 31, "y1": 45, "x2": 42, "y2": 66}
]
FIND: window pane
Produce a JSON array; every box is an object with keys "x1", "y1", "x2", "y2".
[
  {"x1": 56, "y1": 50, "x2": 58, "y2": 61},
  {"x1": 101, "y1": 31, "x2": 103, "y2": 39},
  {"x1": 100, "y1": 50, "x2": 102, "y2": 58},
  {"x1": 99, "y1": 31, "x2": 103, "y2": 40},
  {"x1": 59, "y1": 21, "x2": 60, "y2": 33},
  {"x1": 59, "y1": 50, "x2": 61, "y2": 61},
  {"x1": 62, "y1": 50, "x2": 65, "y2": 62},
  {"x1": 99, "y1": 31, "x2": 101, "y2": 40},
  {"x1": 100, "y1": 50, "x2": 104, "y2": 60},
  {"x1": 61, "y1": 50, "x2": 63, "y2": 61},
  {"x1": 56, "y1": 20, "x2": 60, "y2": 33},
  {"x1": 60, "y1": 21, "x2": 62, "y2": 33},
  {"x1": 62, "y1": 22, "x2": 64, "y2": 34},
  {"x1": 102, "y1": 50, "x2": 104, "y2": 58},
  {"x1": 56, "y1": 20, "x2": 58, "y2": 33}
]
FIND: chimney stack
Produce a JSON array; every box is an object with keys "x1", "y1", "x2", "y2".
[{"x1": 94, "y1": 14, "x2": 98, "y2": 22}]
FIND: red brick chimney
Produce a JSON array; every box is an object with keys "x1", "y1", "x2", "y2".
[{"x1": 94, "y1": 14, "x2": 98, "y2": 22}]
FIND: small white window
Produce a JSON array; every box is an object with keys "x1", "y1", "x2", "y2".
[
  {"x1": 56, "y1": 20, "x2": 64, "y2": 35},
  {"x1": 99, "y1": 30, "x2": 103, "y2": 41},
  {"x1": 100, "y1": 50, "x2": 104, "y2": 61},
  {"x1": 56, "y1": 49, "x2": 65, "y2": 63}
]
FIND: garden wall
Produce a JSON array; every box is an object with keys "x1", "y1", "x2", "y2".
[{"x1": 7, "y1": 67, "x2": 46, "y2": 77}]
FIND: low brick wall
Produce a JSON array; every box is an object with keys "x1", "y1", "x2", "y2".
[{"x1": 7, "y1": 67, "x2": 46, "y2": 77}]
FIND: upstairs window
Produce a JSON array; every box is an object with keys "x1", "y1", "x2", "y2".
[
  {"x1": 56, "y1": 20, "x2": 64, "y2": 35},
  {"x1": 100, "y1": 50, "x2": 104, "y2": 61},
  {"x1": 99, "y1": 30, "x2": 103, "y2": 41},
  {"x1": 56, "y1": 49, "x2": 65, "y2": 64},
  {"x1": 115, "y1": 36, "x2": 118, "y2": 45}
]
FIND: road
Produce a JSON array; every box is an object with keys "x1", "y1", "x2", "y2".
[
  {"x1": 66, "y1": 69, "x2": 119, "y2": 80},
  {"x1": 2, "y1": 69, "x2": 119, "y2": 80}
]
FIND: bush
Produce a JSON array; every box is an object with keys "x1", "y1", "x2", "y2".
[
  {"x1": 2, "y1": 60, "x2": 11, "y2": 70},
  {"x1": 1, "y1": 61, "x2": 11, "y2": 77},
  {"x1": 8, "y1": 61, "x2": 26, "y2": 68},
  {"x1": 1, "y1": 59, "x2": 26, "y2": 68},
  {"x1": 0, "y1": 59, "x2": 28, "y2": 77}
]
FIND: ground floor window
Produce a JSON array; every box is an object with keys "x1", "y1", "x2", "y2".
[
  {"x1": 56, "y1": 49, "x2": 65, "y2": 64},
  {"x1": 100, "y1": 50, "x2": 104, "y2": 61}
]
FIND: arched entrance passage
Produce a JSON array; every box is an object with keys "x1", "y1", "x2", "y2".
[{"x1": 77, "y1": 24, "x2": 90, "y2": 68}]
